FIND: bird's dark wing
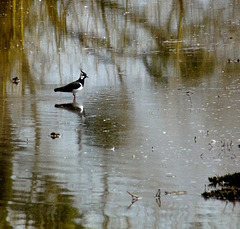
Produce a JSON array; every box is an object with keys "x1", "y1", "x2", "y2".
[{"x1": 54, "y1": 81, "x2": 81, "y2": 92}]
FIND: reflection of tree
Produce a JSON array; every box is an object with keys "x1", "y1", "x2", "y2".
[
  {"x1": 0, "y1": 0, "x2": 236, "y2": 88},
  {"x1": 82, "y1": 0, "x2": 215, "y2": 82},
  {"x1": 0, "y1": 1, "x2": 84, "y2": 227},
  {"x1": 179, "y1": 49, "x2": 214, "y2": 81},
  {"x1": 0, "y1": 99, "x2": 13, "y2": 228},
  {"x1": 0, "y1": 2, "x2": 18, "y2": 227},
  {"x1": 11, "y1": 175, "x2": 84, "y2": 228},
  {"x1": 45, "y1": 0, "x2": 68, "y2": 49}
]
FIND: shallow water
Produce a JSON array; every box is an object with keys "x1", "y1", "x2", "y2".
[{"x1": 1, "y1": 0, "x2": 240, "y2": 228}]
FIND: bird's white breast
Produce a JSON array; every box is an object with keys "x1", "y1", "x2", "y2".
[{"x1": 72, "y1": 83, "x2": 83, "y2": 93}]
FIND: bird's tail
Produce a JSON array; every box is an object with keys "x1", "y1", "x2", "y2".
[{"x1": 54, "y1": 87, "x2": 60, "y2": 92}]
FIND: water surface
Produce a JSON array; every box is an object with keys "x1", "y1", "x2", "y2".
[{"x1": 0, "y1": 0, "x2": 240, "y2": 228}]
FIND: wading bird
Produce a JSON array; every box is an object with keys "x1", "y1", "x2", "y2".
[{"x1": 54, "y1": 70, "x2": 88, "y2": 102}]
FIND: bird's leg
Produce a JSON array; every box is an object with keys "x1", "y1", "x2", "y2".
[{"x1": 73, "y1": 93, "x2": 76, "y2": 102}]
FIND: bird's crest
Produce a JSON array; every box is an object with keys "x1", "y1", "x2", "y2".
[{"x1": 80, "y1": 69, "x2": 88, "y2": 80}]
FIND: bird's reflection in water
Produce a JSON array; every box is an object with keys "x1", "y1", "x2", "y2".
[
  {"x1": 54, "y1": 102, "x2": 86, "y2": 148},
  {"x1": 55, "y1": 102, "x2": 85, "y2": 119}
]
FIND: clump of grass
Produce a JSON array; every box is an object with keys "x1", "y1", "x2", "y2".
[{"x1": 202, "y1": 172, "x2": 240, "y2": 202}]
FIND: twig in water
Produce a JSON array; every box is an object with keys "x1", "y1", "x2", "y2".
[
  {"x1": 127, "y1": 191, "x2": 141, "y2": 200},
  {"x1": 208, "y1": 143, "x2": 213, "y2": 150},
  {"x1": 155, "y1": 189, "x2": 161, "y2": 207},
  {"x1": 155, "y1": 189, "x2": 161, "y2": 198},
  {"x1": 127, "y1": 191, "x2": 142, "y2": 209},
  {"x1": 186, "y1": 91, "x2": 193, "y2": 108}
]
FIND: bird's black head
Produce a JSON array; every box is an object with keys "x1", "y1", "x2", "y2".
[{"x1": 79, "y1": 70, "x2": 88, "y2": 80}]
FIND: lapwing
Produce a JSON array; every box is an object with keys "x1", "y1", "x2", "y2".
[{"x1": 54, "y1": 70, "x2": 88, "y2": 102}]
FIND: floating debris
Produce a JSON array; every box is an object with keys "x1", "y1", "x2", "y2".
[
  {"x1": 165, "y1": 191, "x2": 187, "y2": 195},
  {"x1": 155, "y1": 189, "x2": 161, "y2": 207},
  {"x1": 50, "y1": 132, "x2": 61, "y2": 139},
  {"x1": 208, "y1": 139, "x2": 233, "y2": 151},
  {"x1": 11, "y1": 77, "x2": 20, "y2": 84},
  {"x1": 228, "y1": 58, "x2": 240, "y2": 63},
  {"x1": 186, "y1": 90, "x2": 194, "y2": 95},
  {"x1": 127, "y1": 191, "x2": 142, "y2": 209},
  {"x1": 127, "y1": 191, "x2": 142, "y2": 201},
  {"x1": 155, "y1": 189, "x2": 161, "y2": 198},
  {"x1": 165, "y1": 173, "x2": 176, "y2": 178}
]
